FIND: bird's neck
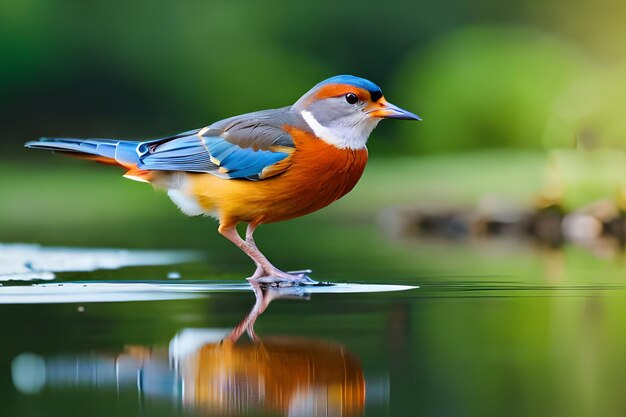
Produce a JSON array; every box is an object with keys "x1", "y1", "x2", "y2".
[{"x1": 298, "y1": 110, "x2": 378, "y2": 150}]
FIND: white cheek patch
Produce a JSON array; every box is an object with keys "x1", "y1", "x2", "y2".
[{"x1": 301, "y1": 110, "x2": 377, "y2": 150}]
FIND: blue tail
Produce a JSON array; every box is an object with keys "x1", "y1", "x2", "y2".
[{"x1": 25, "y1": 137, "x2": 143, "y2": 166}]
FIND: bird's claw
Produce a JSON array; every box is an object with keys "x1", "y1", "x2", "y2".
[
  {"x1": 248, "y1": 269, "x2": 318, "y2": 287},
  {"x1": 287, "y1": 271, "x2": 318, "y2": 286}
]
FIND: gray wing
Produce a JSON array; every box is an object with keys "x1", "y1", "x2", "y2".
[
  {"x1": 207, "y1": 107, "x2": 297, "y2": 149},
  {"x1": 137, "y1": 107, "x2": 303, "y2": 180}
]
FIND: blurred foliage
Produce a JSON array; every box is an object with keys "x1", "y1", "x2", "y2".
[
  {"x1": 1, "y1": 0, "x2": 626, "y2": 157},
  {"x1": 545, "y1": 62, "x2": 626, "y2": 150},
  {"x1": 539, "y1": 149, "x2": 626, "y2": 211},
  {"x1": 395, "y1": 27, "x2": 587, "y2": 153}
]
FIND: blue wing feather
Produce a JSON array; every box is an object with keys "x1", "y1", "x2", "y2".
[
  {"x1": 220, "y1": 149, "x2": 261, "y2": 171},
  {"x1": 202, "y1": 136, "x2": 290, "y2": 177},
  {"x1": 138, "y1": 123, "x2": 294, "y2": 179},
  {"x1": 224, "y1": 151, "x2": 288, "y2": 178},
  {"x1": 205, "y1": 139, "x2": 231, "y2": 157},
  {"x1": 208, "y1": 142, "x2": 239, "y2": 162}
]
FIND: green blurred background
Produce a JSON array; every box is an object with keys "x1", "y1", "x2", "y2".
[
  {"x1": 2, "y1": 0, "x2": 626, "y2": 152},
  {"x1": 2, "y1": 0, "x2": 626, "y2": 248}
]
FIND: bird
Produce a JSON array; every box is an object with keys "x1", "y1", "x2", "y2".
[{"x1": 25, "y1": 75, "x2": 420, "y2": 285}]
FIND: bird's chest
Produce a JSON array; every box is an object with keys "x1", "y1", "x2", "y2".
[
  {"x1": 264, "y1": 129, "x2": 368, "y2": 219},
  {"x1": 290, "y1": 142, "x2": 367, "y2": 198}
]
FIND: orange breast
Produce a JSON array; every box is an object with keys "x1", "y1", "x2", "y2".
[{"x1": 188, "y1": 127, "x2": 368, "y2": 227}]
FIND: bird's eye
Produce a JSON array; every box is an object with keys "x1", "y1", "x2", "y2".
[{"x1": 345, "y1": 93, "x2": 359, "y2": 105}]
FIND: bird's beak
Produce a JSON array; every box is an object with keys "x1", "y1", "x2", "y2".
[{"x1": 369, "y1": 98, "x2": 421, "y2": 121}]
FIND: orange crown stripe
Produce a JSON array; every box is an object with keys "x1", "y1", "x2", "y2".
[{"x1": 314, "y1": 84, "x2": 371, "y2": 102}]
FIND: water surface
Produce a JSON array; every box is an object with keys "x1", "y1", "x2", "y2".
[{"x1": 2, "y1": 221, "x2": 626, "y2": 417}]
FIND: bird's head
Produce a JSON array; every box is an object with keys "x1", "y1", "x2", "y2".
[{"x1": 292, "y1": 75, "x2": 420, "y2": 149}]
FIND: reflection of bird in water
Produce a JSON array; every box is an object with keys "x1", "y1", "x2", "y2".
[
  {"x1": 12, "y1": 284, "x2": 366, "y2": 416},
  {"x1": 180, "y1": 282, "x2": 365, "y2": 416},
  {"x1": 184, "y1": 336, "x2": 364, "y2": 416},
  {"x1": 26, "y1": 75, "x2": 419, "y2": 286}
]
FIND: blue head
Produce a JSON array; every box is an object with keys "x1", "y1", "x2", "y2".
[{"x1": 314, "y1": 75, "x2": 384, "y2": 102}]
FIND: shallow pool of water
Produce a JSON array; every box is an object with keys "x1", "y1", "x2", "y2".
[{"x1": 3, "y1": 221, "x2": 626, "y2": 417}]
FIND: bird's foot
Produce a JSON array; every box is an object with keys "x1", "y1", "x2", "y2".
[{"x1": 248, "y1": 268, "x2": 318, "y2": 287}]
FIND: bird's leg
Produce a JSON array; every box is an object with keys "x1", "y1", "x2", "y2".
[
  {"x1": 245, "y1": 223, "x2": 317, "y2": 285},
  {"x1": 244, "y1": 224, "x2": 266, "y2": 280},
  {"x1": 218, "y1": 224, "x2": 316, "y2": 285}
]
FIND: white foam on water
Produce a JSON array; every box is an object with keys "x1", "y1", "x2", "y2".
[
  {"x1": 0, "y1": 281, "x2": 418, "y2": 304},
  {"x1": 0, "y1": 243, "x2": 202, "y2": 281},
  {"x1": 301, "y1": 283, "x2": 417, "y2": 293}
]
